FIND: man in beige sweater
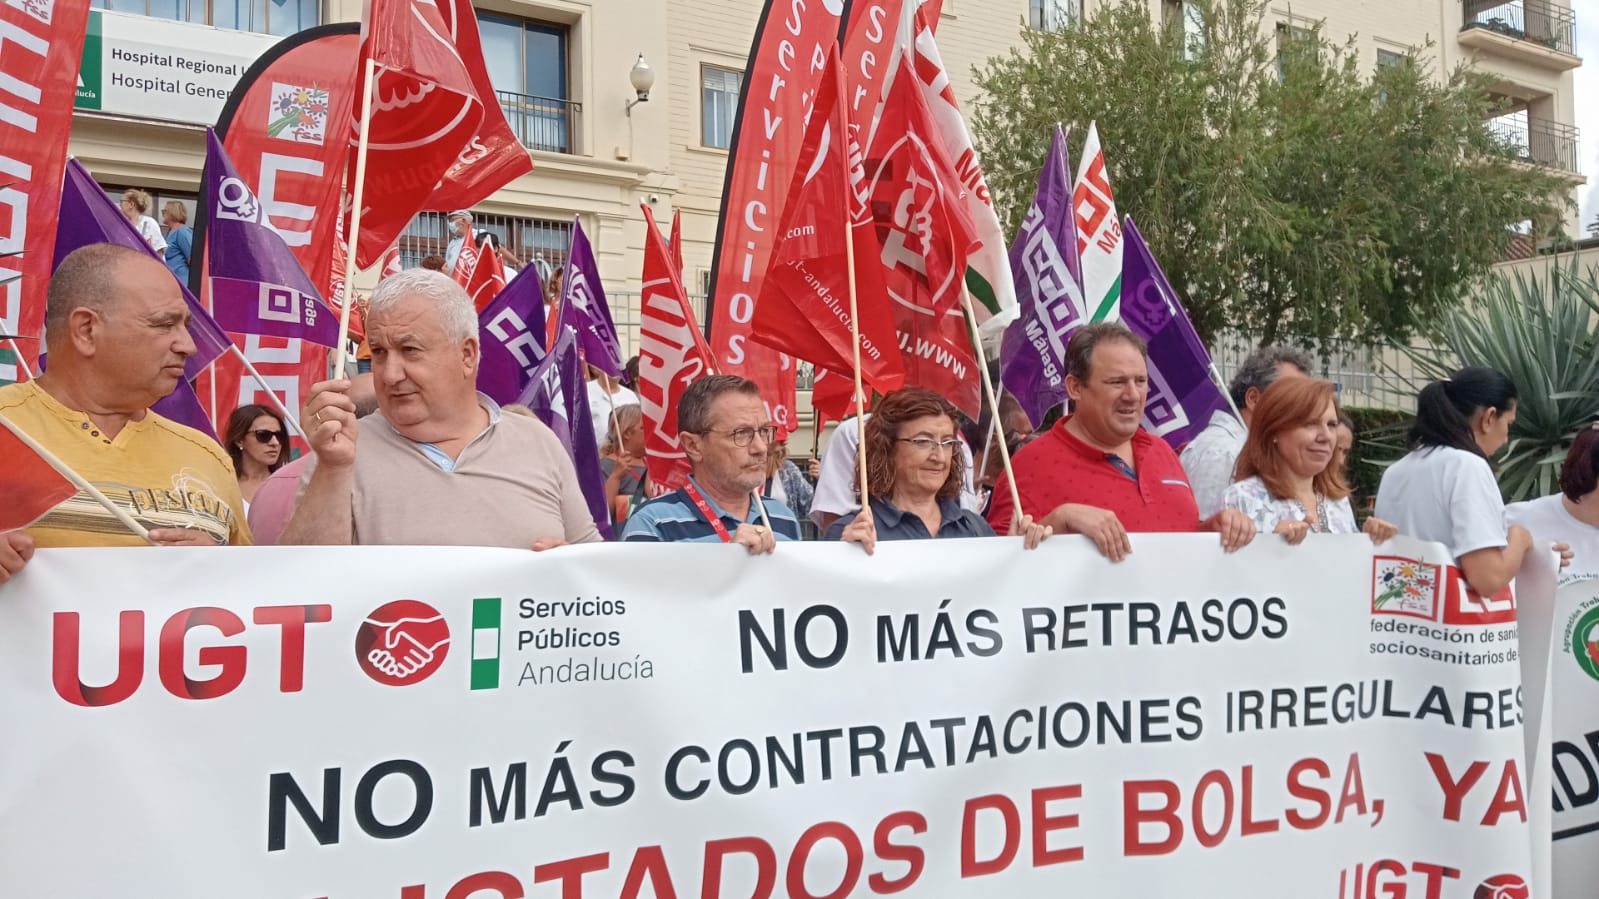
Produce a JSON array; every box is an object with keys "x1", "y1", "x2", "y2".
[{"x1": 281, "y1": 270, "x2": 600, "y2": 547}]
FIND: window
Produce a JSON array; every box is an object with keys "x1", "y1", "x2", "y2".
[
  {"x1": 1163, "y1": 1, "x2": 1206, "y2": 59},
  {"x1": 702, "y1": 66, "x2": 742, "y2": 150},
  {"x1": 1376, "y1": 48, "x2": 1406, "y2": 69},
  {"x1": 401, "y1": 212, "x2": 574, "y2": 285},
  {"x1": 91, "y1": 0, "x2": 317, "y2": 36},
  {"x1": 1029, "y1": 0, "x2": 1081, "y2": 32},
  {"x1": 480, "y1": 15, "x2": 575, "y2": 153},
  {"x1": 1275, "y1": 23, "x2": 1314, "y2": 81}
]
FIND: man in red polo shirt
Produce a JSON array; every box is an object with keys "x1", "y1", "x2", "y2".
[{"x1": 986, "y1": 322, "x2": 1254, "y2": 560}]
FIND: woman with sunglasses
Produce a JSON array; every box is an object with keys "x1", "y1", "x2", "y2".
[
  {"x1": 224, "y1": 404, "x2": 288, "y2": 512},
  {"x1": 827, "y1": 387, "x2": 1050, "y2": 553}
]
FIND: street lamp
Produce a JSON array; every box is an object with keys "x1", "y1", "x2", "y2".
[{"x1": 625, "y1": 54, "x2": 655, "y2": 116}]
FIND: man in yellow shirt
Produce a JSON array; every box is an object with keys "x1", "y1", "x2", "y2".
[{"x1": 0, "y1": 243, "x2": 249, "y2": 579}]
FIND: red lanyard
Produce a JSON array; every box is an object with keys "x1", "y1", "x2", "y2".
[{"x1": 682, "y1": 482, "x2": 734, "y2": 543}]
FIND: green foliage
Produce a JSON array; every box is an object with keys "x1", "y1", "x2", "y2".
[
  {"x1": 1394, "y1": 262, "x2": 1599, "y2": 502},
  {"x1": 1342, "y1": 406, "x2": 1413, "y2": 517},
  {"x1": 970, "y1": 0, "x2": 1570, "y2": 352}
]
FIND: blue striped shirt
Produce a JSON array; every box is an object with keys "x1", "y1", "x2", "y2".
[{"x1": 622, "y1": 476, "x2": 802, "y2": 543}]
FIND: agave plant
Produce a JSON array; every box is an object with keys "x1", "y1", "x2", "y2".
[{"x1": 1395, "y1": 261, "x2": 1599, "y2": 501}]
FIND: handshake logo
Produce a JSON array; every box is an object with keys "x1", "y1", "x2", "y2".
[{"x1": 355, "y1": 600, "x2": 451, "y2": 686}]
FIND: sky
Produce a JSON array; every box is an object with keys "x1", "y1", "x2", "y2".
[{"x1": 1578, "y1": 13, "x2": 1597, "y2": 234}]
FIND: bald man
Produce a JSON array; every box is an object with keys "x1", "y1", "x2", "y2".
[{"x1": 0, "y1": 243, "x2": 249, "y2": 583}]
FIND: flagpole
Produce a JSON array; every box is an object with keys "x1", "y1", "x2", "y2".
[
  {"x1": 5, "y1": 338, "x2": 33, "y2": 380},
  {"x1": 333, "y1": 56, "x2": 378, "y2": 379},
  {"x1": 842, "y1": 210, "x2": 869, "y2": 514},
  {"x1": 0, "y1": 413, "x2": 152, "y2": 543},
  {"x1": 228, "y1": 344, "x2": 306, "y2": 437},
  {"x1": 959, "y1": 282, "x2": 1023, "y2": 530}
]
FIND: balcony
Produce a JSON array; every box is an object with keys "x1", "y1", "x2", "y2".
[
  {"x1": 1488, "y1": 114, "x2": 1582, "y2": 176},
  {"x1": 1459, "y1": 1, "x2": 1580, "y2": 71},
  {"x1": 496, "y1": 90, "x2": 580, "y2": 155}
]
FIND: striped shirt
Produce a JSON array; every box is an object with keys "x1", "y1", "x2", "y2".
[{"x1": 622, "y1": 476, "x2": 802, "y2": 543}]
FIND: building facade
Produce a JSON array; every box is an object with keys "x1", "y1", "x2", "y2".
[{"x1": 66, "y1": 0, "x2": 1585, "y2": 432}]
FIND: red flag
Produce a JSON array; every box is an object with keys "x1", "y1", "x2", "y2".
[
  {"x1": 214, "y1": 26, "x2": 360, "y2": 305},
  {"x1": 669, "y1": 209, "x2": 684, "y2": 278},
  {"x1": 0, "y1": 0, "x2": 92, "y2": 381},
  {"x1": 425, "y1": 0, "x2": 534, "y2": 212},
  {"x1": 810, "y1": 367, "x2": 876, "y2": 431},
  {"x1": 637, "y1": 206, "x2": 717, "y2": 493},
  {"x1": 751, "y1": 49, "x2": 904, "y2": 396},
  {"x1": 864, "y1": 60, "x2": 982, "y2": 417},
  {"x1": 451, "y1": 223, "x2": 479, "y2": 286},
  {"x1": 352, "y1": 0, "x2": 485, "y2": 267},
  {"x1": 0, "y1": 419, "x2": 77, "y2": 532},
  {"x1": 382, "y1": 246, "x2": 404, "y2": 279},
  {"x1": 705, "y1": 0, "x2": 845, "y2": 438},
  {"x1": 465, "y1": 244, "x2": 506, "y2": 312}
]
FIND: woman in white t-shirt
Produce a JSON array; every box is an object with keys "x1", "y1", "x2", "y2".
[
  {"x1": 1374, "y1": 367, "x2": 1532, "y2": 596},
  {"x1": 119, "y1": 188, "x2": 166, "y2": 254},
  {"x1": 1507, "y1": 425, "x2": 1599, "y2": 582}
]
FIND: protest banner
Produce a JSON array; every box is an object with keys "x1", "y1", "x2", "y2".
[
  {"x1": 1549, "y1": 578, "x2": 1599, "y2": 897},
  {"x1": 0, "y1": 535, "x2": 1549, "y2": 897}
]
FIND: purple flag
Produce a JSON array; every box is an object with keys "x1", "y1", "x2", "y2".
[
  {"x1": 560, "y1": 217, "x2": 623, "y2": 376},
  {"x1": 1120, "y1": 217, "x2": 1233, "y2": 450},
  {"x1": 476, "y1": 264, "x2": 548, "y2": 405},
  {"x1": 517, "y1": 299, "x2": 614, "y2": 540},
  {"x1": 151, "y1": 377, "x2": 218, "y2": 442},
  {"x1": 202, "y1": 130, "x2": 339, "y2": 347},
  {"x1": 56, "y1": 159, "x2": 232, "y2": 380},
  {"x1": 1000, "y1": 125, "x2": 1088, "y2": 427}
]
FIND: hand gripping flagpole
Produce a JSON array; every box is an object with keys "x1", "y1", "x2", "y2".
[
  {"x1": 959, "y1": 282, "x2": 1023, "y2": 530},
  {"x1": 332, "y1": 56, "x2": 378, "y2": 380},
  {"x1": 0, "y1": 413, "x2": 152, "y2": 543}
]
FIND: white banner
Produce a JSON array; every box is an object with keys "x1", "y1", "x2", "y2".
[
  {"x1": 73, "y1": 9, "x2": 279, "y2": 126},
  {"x1": 0, "y1": 536, "x2": 1549, "y2": 897},
  {"x1": 1551, "y1": 578, "x2": 1599, "y2": 897}
]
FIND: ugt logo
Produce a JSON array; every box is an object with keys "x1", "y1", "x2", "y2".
[
  {"x1": 355, "y1": 600, "x2": 449, "y2": 686},
  {"x1": 1475, "y1": 874, "x2": 1529, "y2": 899}
]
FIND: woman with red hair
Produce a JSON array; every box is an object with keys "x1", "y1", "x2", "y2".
[{"x1": 1223, "y1": 378, "x2": 1397, "y2": 545}]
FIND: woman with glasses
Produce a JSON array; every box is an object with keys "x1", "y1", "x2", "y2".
[
  {"x1": 826, "y1": 388, "x2": 1051, "y2": 553},
  {"x1": 224, "y1": 404, "x2": 288, "y2": 512}
]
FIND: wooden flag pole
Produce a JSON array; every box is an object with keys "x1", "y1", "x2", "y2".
[
  {"x1": 332, "y1": 56, "x2": 378, "y2": 380},
  {"x1": 842, "y1": 202, "x2": 869, "y2": 512},
  {"x1": 0, "y1": 413, "x2": 152, "y2": 543},
  {"x1": 959, "y1": 283, "x2": 1023, "y2": 529},
  {"x1": 227, "y1": 344, "x2": 305, "y2": 436}
]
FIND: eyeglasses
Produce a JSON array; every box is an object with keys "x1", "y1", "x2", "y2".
[
  {"x1": 697, "y1": 425, "x2": 778, "y2": 447},
  {"x1": 251, "y1": 429, "x2": 287, "y2": 444},
  {"x1": 897, "y1": 437, "x2": 961, "y2": 455}
]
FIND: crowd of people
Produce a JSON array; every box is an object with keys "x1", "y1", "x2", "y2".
[{"x1": 0, "y1": 244, "x2": 1585, "y2": 590}]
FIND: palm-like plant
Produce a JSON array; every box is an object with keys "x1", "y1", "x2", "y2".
[{"x1": 1396, "y1": 261, "x2": 1599, "y2": 501}]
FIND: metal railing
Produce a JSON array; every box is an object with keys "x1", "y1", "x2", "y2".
[
  {"x1": 1209, "y1": 333, "x2": 1426, "y2": 412},
  {"x1": 495, "y1": 90, "x2": 580, "y2": 155},
  {"x1": 1488, "y1": 115, "x2": 1582, "y2": 174},
  {"x1": 399, "y1": 212, "x2": 574, "y2": 278},
  {"x1": 1461, "y1": 0, "x2": 1576, "y2": 56}
]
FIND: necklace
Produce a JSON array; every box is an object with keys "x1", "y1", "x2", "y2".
[{"x1": 1289, "y1": 494, "x2": 1333, "y2": 533}]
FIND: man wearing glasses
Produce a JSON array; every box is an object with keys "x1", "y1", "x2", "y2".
[{"x1": 621, "y1": 375, "x2": 802, "y2": 553}]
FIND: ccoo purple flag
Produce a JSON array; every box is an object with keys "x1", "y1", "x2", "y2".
[
  {"x1": 559, "y1": 217, "x2": 623, "y2": 376},
  {"x1": 1120, "y1": 217, "x2": 1233, "y2": 450},
  {"x1": 1000, "y1": 125, "x2": 1088, "y2": 427},
  {"x1": 517, "y1": 299, "x2": 614, "y2": 540},
  {"x1": 476, "y1": 264, "x2": 548, "y2": 406},
  {"x1": 151, "y1": 377, "x2": 219, "y2": 441},
  {"x1": 55, "y1": 158, "x2": 232, "y2": 381},
  {"x1": 203, "y1": 130, "x2": 339, "y2": 347}
]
